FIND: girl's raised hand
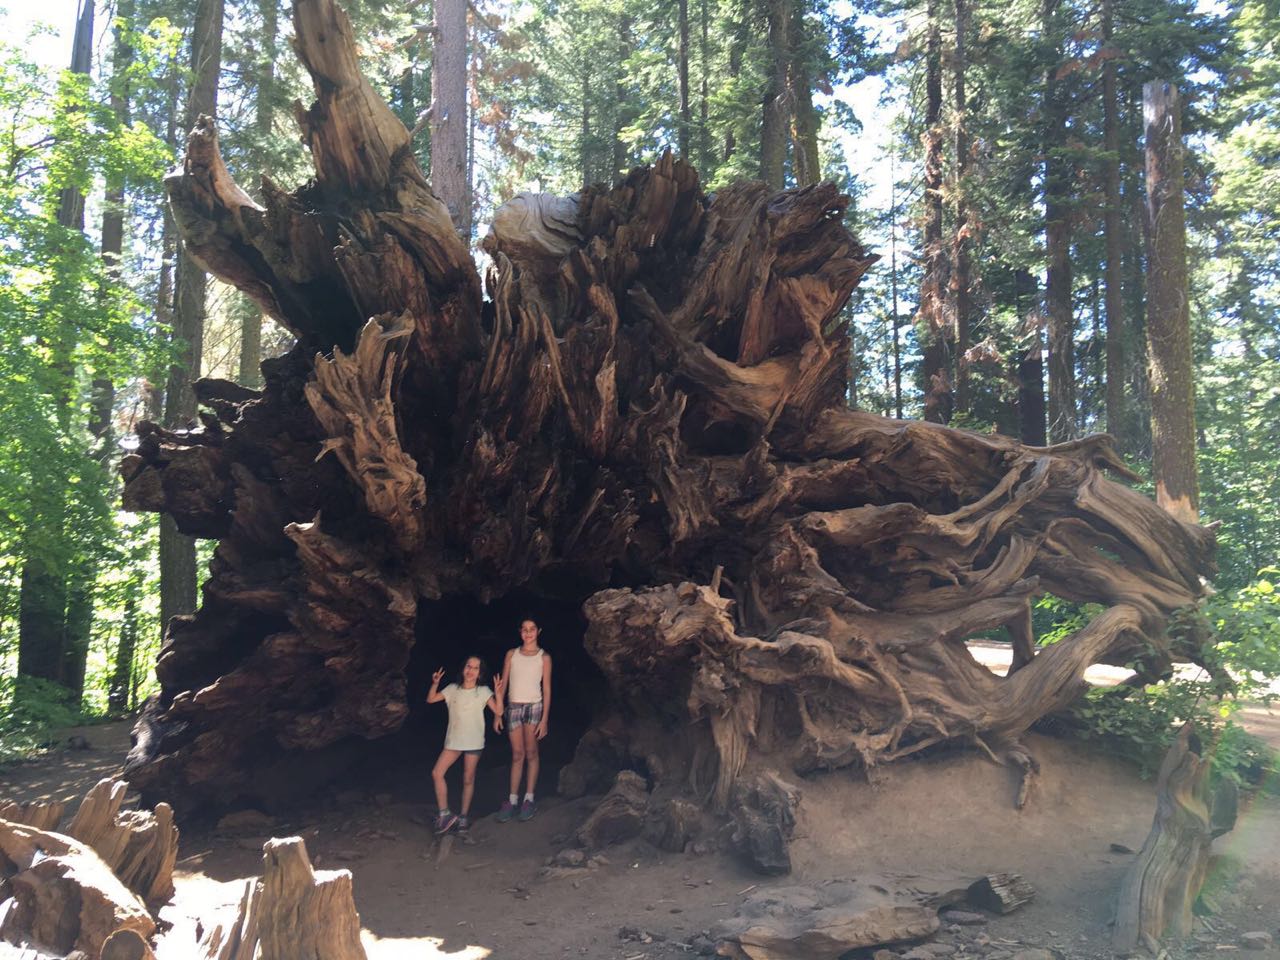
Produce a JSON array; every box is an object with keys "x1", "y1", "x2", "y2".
[
  {"x1": 431, "y1": 667, "x2": 445, "y2": 686},
  {"x1": 493, "y1": 672, "x2": 506, "y2": 695}
]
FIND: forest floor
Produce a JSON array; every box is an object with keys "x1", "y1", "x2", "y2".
[{"x1": 2, "y1": 710, "x2": 1279, "y2": 960}]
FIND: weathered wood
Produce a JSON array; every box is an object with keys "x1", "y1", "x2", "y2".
[
  {"x1": 199, "y1": 837, "x2": 366, "y2": 960},
  {"x1": 712, "y1": 880, "x2": 939, "y2": 959},
  {"x1": 0, "y1": 799, "x2": 65, "y2": 832},
  {"x1": 120, "y1": 0, "x2": 1217, "y2": 865},
  {"x1": 1113, "y1": 723, "x2": 1231, "y2": 955},
  {"x1": 64, "y1": 779, "x2": 178, "y2": 909},
  {"x1": 0, "y1": 819, "x2": 155, "y2": 957},
  {"x1": 575, "y1": 771, "x2": 650, "y2": 850},
  {"x1": 101, "y1": 928, "x2": 156, "y2": 960}
]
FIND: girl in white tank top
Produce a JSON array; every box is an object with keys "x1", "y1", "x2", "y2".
[{"x1": 494, "y1": 618, "x2": 552, "y2": 822}]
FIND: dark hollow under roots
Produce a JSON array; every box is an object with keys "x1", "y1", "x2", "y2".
[{"x1": 121, "y1": 0, "x2": 1217, "y2": 849}]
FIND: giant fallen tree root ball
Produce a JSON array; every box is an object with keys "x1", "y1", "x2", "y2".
[{"x1": 121, "y1": 0, "x2": 1216, "y2": 846}]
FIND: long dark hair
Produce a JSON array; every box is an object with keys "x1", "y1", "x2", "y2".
[{"x1": 455, "y1": 654, "x2": 490, "y2": 687}]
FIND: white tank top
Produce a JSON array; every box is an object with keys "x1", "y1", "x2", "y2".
[{"x1": 508, "y1": 648, "x2": 544, "y2": 703}]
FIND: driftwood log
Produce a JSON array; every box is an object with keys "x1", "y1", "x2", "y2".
[
  {"x1": 1112, "y1": 722, "x2": 1237, "y2": 955},
  {"x1": 198, "y1": 837, "x2": 366, "y2": 960},
  {"x1": 120, "y1": 0, "x2": 1216, "y2": 853}
]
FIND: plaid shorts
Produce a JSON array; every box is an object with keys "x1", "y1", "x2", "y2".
[{"x1": 506, "y1": 701, "x2": 544, "y2": 728}]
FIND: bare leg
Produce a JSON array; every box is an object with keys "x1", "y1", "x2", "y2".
[
  {"x1": 461, "y1": 753, "x2": 480, "y2": 816},
  {"x1": 522, "y1": 723, "x2": 540, "y2": 796},
  {"x1": 432, "y1": 749, "x2": 461, "y2": 811},
  {"x1": 508, "y1": 725, "x2": 526, "y2": 797}
]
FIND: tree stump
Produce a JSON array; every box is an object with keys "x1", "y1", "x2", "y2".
[
  {"x1": 65, "y1": 779, "x2": 179, "y2": 909},
  {"x1": 1113, "y1": 722, "x2": 1234, "y2": 955},
  {"x1": 199, "y1": 837, "x2": 366, "y2": 960},
  {"x1": 119, "y1": 0, "x2": 1218, "y2": 877}
]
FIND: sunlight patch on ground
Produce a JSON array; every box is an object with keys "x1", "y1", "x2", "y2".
[{"x1": 361, "y1": 932, "x2": 492, "y2": 959}]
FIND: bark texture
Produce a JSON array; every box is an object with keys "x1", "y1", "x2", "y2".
[
  {"x1": 122, "y1": 0, "x2": 1216, "y2": 842},
  {"x1": 1143, "y1": 81, "x2": 1198, "y2": 523}
]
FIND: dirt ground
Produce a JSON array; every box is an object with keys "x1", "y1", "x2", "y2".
[{"x1": 2, "y1": 715, "x2": 1278, "y2": 960}]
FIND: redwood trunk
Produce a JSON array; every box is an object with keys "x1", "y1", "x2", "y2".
[
  {"x1": 1143, "y1": 81, "x2": 1198, "y2": 523},
  {"x1": 919, "y1": 0, "x2": 950, "y2": 424},
  {"x1": 430, "y1": 0, "x2": 467, "y2": 228},
  {"x1": 1043, "y1": 0, "x2": 1076, "y2": 442}
]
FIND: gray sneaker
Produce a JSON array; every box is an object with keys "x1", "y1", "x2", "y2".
[
  {"x1": 517, "y1": 798, "x2": 536, "y2": 821},
  {"x1": 496, "y1": 800, "x2": 516, "y2": 823}
]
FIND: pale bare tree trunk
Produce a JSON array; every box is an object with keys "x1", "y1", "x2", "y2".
[
  {"x1": 698, "y1": 0, "x2": 709, "y2": 175},
  {"x1": 1143, "y1": 81, "x2": 1198, "y2": 522},
  {"x1": 430, "y1": 0, "x2": 467, "y2": 227}
]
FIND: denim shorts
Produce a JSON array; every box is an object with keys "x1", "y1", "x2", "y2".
[{"x1": 506, "y1": 701, "x2": 543, "y2": 728}]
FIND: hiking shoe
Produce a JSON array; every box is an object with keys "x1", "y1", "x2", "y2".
[
  {"x1": 495, "y1": 800, "x2": 516, "y2": 823},
  {"x1": 517, "y1": 798, "x2": 536, "y2": 821},
  {"x1": 455, "y1": 815, "x2": 471, "y2": 835},
  {"x1": 434, "y1": 812, "x2": 458, "y2": 835}
]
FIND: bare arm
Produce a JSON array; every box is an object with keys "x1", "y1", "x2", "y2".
[
  {"x1": 536, "y1": 654, "x2": 552, "y2": 740},
  {"x1": 426, "y1": 667, "x2": 447, "y2": 704},
  {"x1": 494, "y1": 650, "x2": 514, "y2": 732}
]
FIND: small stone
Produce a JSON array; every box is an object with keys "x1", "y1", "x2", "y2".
[
  {"x1": 1240, "y1": 932, "x2": 1273, "y2": 951},
  {"x1": 873, "y1": 951, "x2": 897, "y2": 960},
  {"x1": 922, "y1": 945, "x2": 958, "y2": 957},
  {"x1": 941, "y1": 910, "x2": 988, "y2": 926},
  {"x1": 1110, "y1": 842, "x2": 1135, "y2": 854},
  {"x1": 552, "y1": 848, "x2": 586, "y2": 868}
]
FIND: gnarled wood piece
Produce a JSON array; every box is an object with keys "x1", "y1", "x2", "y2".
[
  {"x1": 198, "y1": 837, "x2": 366, "y2": 960},
  {"x1": 0, "y1": 799, "x2": 65, "y2": 832},
  {"x1": 0, "y1": 819, "x2": 155, "y2": 957},
  {"x1": 1113, "y1": 722, "x2": 1232, "y2": 955},
  {"x1": 122, "y1": 0, "x2": 1217, "y2": 832}
]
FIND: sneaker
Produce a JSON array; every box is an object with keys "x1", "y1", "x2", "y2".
[
  {"x1": 495, "y1": 800, "x2": 516, "y2": 823},
  {"x1": 455, "y1": 815, "x2": 471, "y2": 834},
  {"x1": 434, "y1": 812, "x2": 458, "y2": 835},
  {"x1": 517, "y1": 798, "x2": 536, "y2": 822}
]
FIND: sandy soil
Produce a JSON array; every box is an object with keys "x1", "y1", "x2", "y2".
[{"x1": 2, "y1": 719, "x2": 1278, "y2": 960}]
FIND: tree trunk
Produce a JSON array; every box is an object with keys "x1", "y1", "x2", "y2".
[
  {"x1": 430, "y1": 0, "x2": 467, "y2": 228},
  {"x1": 614, "y1": 14, "x2": 633, "y2": 180},
  {"x1": 121, "y1": 0, "x2": 1216, "y2": 862},
  {"x1": 1016, "y1": 269, "x2": 1047, "y2": 446},
  {"x1": 759, "y1": 0, "x2": 789, "y2": 189},
  {"x1": 787, "y1": 0, "x2": 820, "y2": 188},
  {"x1": 581, "y1": 68, "x2": 592, "y2": 188},
  {"x1": 678, "y1": 0, "x2": 690, "y2": 160},
  {"x1": 1043, "y1": 0, "x2": 1076, "y2": 443},
  {"x1": 698, "y1": 0, "x2": 709, "y2": 175},
  {"x1": 1101, "y1": 0, "x2": 1125, "y2": 447},
  {"x1": 239, "y1": 0, "x2": 276, "y2": 389},
  {"x1": 16, "y1": 0, "x2": 96, "y2": 697},
  {"x1": 1143, "y1": 81, "x2": 1198, "y2": 523},
  {"x1": 950, "y1": 0, "x2": 971, "y2": 417},
  {"x1": 109, "y1": 596, "x2": 138, "y2": 714},
  {"x1": 919, "y1": 0, "x2": 950, "y2": 424},
  {"x1": 161, "y1": 0, "x2": 224, "y2": 631}
]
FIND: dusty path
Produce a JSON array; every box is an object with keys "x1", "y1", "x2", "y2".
[{"x1": 2, "y1": 722, "x2": 1278, "y2": 959}]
